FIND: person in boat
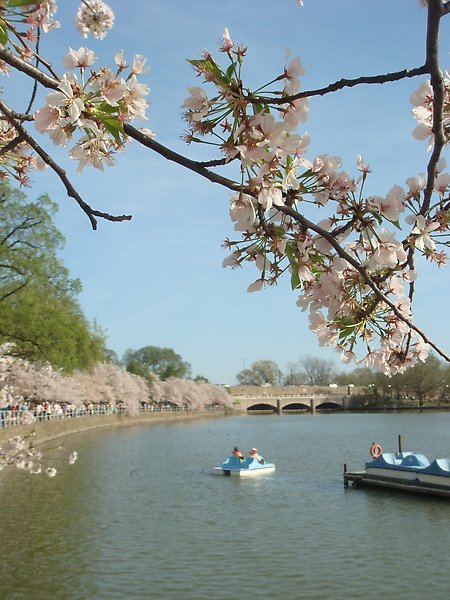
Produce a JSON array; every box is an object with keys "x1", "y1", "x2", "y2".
[
  {"x1": 232, "y1": 446, "x2": 244, "y2": 462},
  {"x1": 248, "y1": 448, "x2": 265, "y2": 464}
]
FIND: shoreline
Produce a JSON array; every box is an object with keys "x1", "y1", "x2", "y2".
[{"x1": 0, "y1": 409, "x2": 235, "y2": 446}]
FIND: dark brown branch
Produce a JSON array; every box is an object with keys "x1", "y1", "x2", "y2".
[
  {"x1": 0, "y1": 280, "x2": 29, "y2": 303},
  {"x1": 25, "y1": 27, "x2": 41, "y2": 115},
  {"x1": 0, "y1": 109, "x2": 34, "y2": 121},
  {"x1": 0, "y1": 134, "x2": 24, "y2": 157},
  {"x1": 249, "y1": 66, "x2": 428, "y2": 106},
  {"x1": 0, "y1": 100, "x2": 132, "y2": 229},
  {"x1": 123, "y1": 124, "x2": 243, "y2": 193},
  {"x1": 0, "y1": 46, "x2": 59, "y2": 90},
  {"x1": 197, "y1": 157, "x2": 232, "y2": 168},
  {"x1": 421, "y1": 0, "x2": 447, "y2": 213}
]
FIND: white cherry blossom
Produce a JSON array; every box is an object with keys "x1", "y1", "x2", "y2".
[
  {"x1": 63, "y1": 47, "x2": 96, "y2": 69},
  {"x1": 76, "y1": 0, "x2": 115, "y2": 40},
  {"x1": 411, "y1": 215, "x2": 440, "y2": 251}
]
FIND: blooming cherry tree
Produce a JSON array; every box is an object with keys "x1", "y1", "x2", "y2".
[{"x1": 0, "y1": 1, "x2": 449, "y2": 374}]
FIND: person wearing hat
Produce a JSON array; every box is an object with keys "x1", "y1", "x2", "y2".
[{"x1": 248, "y1": 447, "x2": 265, "y2": 464}]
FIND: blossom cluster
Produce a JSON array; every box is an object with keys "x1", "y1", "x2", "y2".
[
  {"x1": 0, "y1": 1, "x2": 134, "y2": 184},
  {"x1": 183, "y1": 30, "x2": 450, "y2": 375},
  {"x1": 410, "y1": 75, "x2": 450, "y2": 149},
  {"x1": 0, "y1": 120, "x2": 47, "y2": 185},
  {"x1": 34, "y1": 47, "x2": 150, "y2": 174},
  {"x1": 0, "y1": 1, "x2": 114, "y2": 45},
  {"x1": 0, "y1": 435, "x2": 77, "y2": 477}
]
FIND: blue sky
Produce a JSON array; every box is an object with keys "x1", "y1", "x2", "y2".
[{"x1": 11, "y1": 0, "x2": 450, "y2": 383}]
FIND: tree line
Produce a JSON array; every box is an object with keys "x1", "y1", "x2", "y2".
[
  {"x1": 0, "y1": 182, "x2": 205, "y2": 385},
  {"x1": 237, "y1": 355, "x2": 450, "y2": 405},
  {"x1": 0, "y1": 181, "x2": 104, "y2": 372}
]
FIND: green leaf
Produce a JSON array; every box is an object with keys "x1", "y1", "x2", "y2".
[
  {"x1": 284, "y1": 243, "x2": 301, "y2": 290},
  {"x1": 96, "y1": 114, "x2": 124, "y2": 144},
  {"x1": 96, "y1": 102, "x2": 118, "y2": 115},
  {"x1": 187, "y1": 58, "x2": 228, "y2": 87},
  {"x1": 290, "y1": 269, "x2": 301, "y2": 291},
  {"x1": 0, "y1": 23, "x2": 8, "y2": 46},
  {"x1": 7, "y1": 0, "x2": 36, "y2": 7},
  {"x1": 252, "y1": 103, "x2": 264, "y2": 115},
  {"x1": 225, "y1": 64, "x2": 235, "y2": 80},
  {"x1": 273, "y1": 225, "x2": 286, "y2": 237}
]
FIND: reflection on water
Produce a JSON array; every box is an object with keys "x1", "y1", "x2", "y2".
[{"x1": 1, "y1": 413, "x2": 450, "y2": 599}]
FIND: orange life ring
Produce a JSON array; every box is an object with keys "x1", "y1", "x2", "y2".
[{"x1": 370, "y1": 443, "x2": 383, "y2": 458}]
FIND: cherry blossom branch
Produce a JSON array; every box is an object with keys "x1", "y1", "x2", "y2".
[
  {"x1": 122, "y1": 130, "x2": 450, "y2": 360},
  {"x1": 126, "y1": 126, "x2": 450, "y2": 361},
  {"x1": 277, "y1": 203, "x2": 450, "y2": 363},
  {"x1": 0, "y1": 100, "x2": 132, "y2": 229},
  {"x1": 0, "y1": 5, "x2": 447, "y2": 369},
  {"x1": 123, "y1": 127, "x2": 450, "y2": 363},
  {"x1": 0, "y1": 48, "x2": 243, "y2": 194}
]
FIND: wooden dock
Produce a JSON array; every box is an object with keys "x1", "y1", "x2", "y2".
[{"x1": 343, "y1": 469, "x2": 450, "y2": 499}]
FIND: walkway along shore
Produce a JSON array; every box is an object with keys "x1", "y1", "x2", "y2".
[{"x1": 0, "y1": 408, "x2": 232, "y2": 446}]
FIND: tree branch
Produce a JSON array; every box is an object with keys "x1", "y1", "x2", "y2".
[
  {"x1": 0, "y1": 100, "x2": 132, "y2": 229},
  {"x1": 421, "y1": 0, "x2": 447, "y2": 213},
  {"x1": 249, "y1": 66, "x2": 428, "y2": 106},
  {"x1": 123, "y1": 124, "x2": 243, "y2": 193},
  {"x1": 0, "y1": 46, "x2": 59, "y2": 90}
]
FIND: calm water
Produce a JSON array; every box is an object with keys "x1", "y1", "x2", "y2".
[{"x1": 1, "y1": 412, "x2": 450, "y2": 600}]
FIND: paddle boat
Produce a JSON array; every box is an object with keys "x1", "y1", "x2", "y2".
[
  {"x1": 212, "y1": 447, "x2": 275, "y2": 477},
  {"x1": 365, "y1": 451, "x2": 431, "y2": 481},
  {"x1": 344, "y1": 440, "x2": 450, "y2": 498}
]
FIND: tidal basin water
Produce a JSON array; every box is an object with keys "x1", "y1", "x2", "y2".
[{"x1": 1, "y1": 411, "x2": 450, "y2": 600}]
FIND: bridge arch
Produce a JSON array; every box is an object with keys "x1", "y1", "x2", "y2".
[
  {"x1": 246, "y1": 402, "x2": 277, "y2": 413},
  {"x1": 314, "y1": 400, "x2": 344, "y2": 411},
  {"x1": 282, "y1": 402, "x2": 310, "y2": 411}
]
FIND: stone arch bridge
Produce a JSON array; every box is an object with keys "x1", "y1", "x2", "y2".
[{"x1": 232, "y1": 386, "x2": 353, "y2": 414}]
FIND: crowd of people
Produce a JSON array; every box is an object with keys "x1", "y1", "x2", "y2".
[{"x1": 0, "y1": 400, "x2": 195, "y2": 429}]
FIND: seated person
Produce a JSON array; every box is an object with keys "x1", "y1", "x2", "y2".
[
  {"x1": 232, "y1": 446, "x2": 244, "y2": 462},
  {"x1": 248, "y1": 447, "x2": 265, "y2": 464}
]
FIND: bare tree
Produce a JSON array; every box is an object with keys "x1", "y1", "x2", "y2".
[{"x1": 301, "y1": 356, "x2": 335, "y2": 386}]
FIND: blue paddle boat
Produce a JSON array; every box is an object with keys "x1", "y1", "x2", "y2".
[
  {"x1": 212, "y1": 448, "x2": 275, "y2": 477},
  {"x1": 344, "y1": 441, "x2": 450, "y2": 497}
]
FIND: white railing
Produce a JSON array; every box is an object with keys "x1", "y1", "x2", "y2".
[{"x1": 0, "y1": 403, "x2": 221, "y2": 430}]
